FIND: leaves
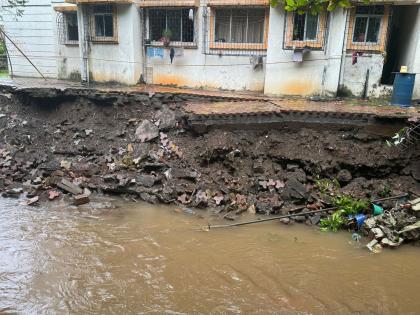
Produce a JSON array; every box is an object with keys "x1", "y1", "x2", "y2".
[{"x1": 272, "y1": 0, "x2": 352, "y2": 13}]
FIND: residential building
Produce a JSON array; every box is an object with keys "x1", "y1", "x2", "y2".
[{"x1": 1, "y1": 0, "x2": 419, "y2": 99}]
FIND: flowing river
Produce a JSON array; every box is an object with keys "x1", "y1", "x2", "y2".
[{"x1": 1, "y1": 197, "x2": 420, "y2": 314}]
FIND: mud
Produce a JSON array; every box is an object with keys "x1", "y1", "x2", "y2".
[{"x1": 0, "y1": 86, "x2": 419, "y2": 225}]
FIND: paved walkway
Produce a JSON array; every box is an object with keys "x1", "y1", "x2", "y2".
[{"x1": 1, "y1": 77, "x2": 419, "y2": 119}]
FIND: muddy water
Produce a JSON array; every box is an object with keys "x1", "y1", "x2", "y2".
[{"x1": 1, "y1": 198, "x2": 420, "y2": 315}]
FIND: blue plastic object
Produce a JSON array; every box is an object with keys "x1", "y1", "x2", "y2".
[
  {"x1": 355, "y1": 214, "x2": 366, "y2": 228},
  {"x1": 391, "y1": 73, "x2": 416, "y2": 107}
]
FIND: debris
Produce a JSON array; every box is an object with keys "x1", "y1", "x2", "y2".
[
  {"x1": 399, "y1": 221, "x2": 420, "y2": 241},
  {"x1": 48, "y1": 190, "x2": 60, "y2": 200},
  {"x1": 73, "y1": 194, "x2": 90, "y2": 206},
  {"x1": 56, "y1": 179, "x2": 83, "y2": 195},
  {"x1": 21, "y1": 196, "x2": 39, "y2": 206},
  {"x1": 135, "y1": 120, "x2": 159, "y2": 143},
  {"x1": 366, "y1": 239, "x2": 382, "y2": 253},
  {"x1": 60, "y1": 160, "x2": 72, "y2": 170},
  {"x1": 85, "y1": 129, "x2": 93, "y2": 136}
]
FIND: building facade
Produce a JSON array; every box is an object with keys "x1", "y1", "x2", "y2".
[{"x1": 1, "y1": 0, "x2": 420, "y2": 99}]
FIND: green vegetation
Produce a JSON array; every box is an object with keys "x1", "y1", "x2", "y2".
[
  {"x1": 270, "y1": 0, "x2": 360, "y2": 14},
  {"x1": 315, "y1": 178, "x2": 340, "y2": 195},
  {"x1": 320, "y1": 210, "x2": 346, "y2": 232},
  {"x1": 320, "y1": 195, "x2": 369, "y2": 232}
]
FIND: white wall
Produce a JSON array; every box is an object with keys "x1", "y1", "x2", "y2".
[
  {"x1": 1, "y1": 0, "x2": 59, "y2": 78},
  {"x1": 264, "y1": 7, "x2": 347, "y2": 97},
  {"x1": 88, "y1": 4, "x2": 142, "y2": 85},
  {"x1": 144, "y1": 6, "x2": 266, "y2": 92}
]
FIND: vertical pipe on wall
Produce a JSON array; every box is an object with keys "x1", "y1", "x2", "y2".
[{"x1": 77, "y1": 4, "x2": 89, "y2": 83}]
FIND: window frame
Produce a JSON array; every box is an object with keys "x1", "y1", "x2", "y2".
[
  {"x1": 63, "y1": 11, "x2": 79, "y2": 45},
  {"x1": 347, "y1": 5, "x2": 390, "y2": 52},
  {"x1": 146, "y1": 7, "x2": 197, "y2": 48},
  {"x1": 209, "y1": 7, "x2": 270, "y2": 51},
  {"x1": 284, "y1": 12, "x2": 327, "y2": 50},
  {"x1": 90, "y1": 4, "x2": 118, "y2": 43}
]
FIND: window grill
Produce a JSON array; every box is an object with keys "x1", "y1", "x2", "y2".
[
  {"x1": 283, "y1": 12, "x2": 327, "y2": 50},
  {"x1": 145, "y1": 8, "x2": 196, "y2": 47},
  {"x1": 88, "y1": 4, "x2": 118, "y2": 43},
  {"x1": 346, "y1": 5, "x2": 391, "y2": 52},
  {"x1": 203, "y1": 6, "x2": 269, "y2": 56},
  {"x1": 57, "y1": 11, "x2": 79, "y2": 45}
]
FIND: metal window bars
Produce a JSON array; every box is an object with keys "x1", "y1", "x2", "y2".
[
  {"x1": 57, "y1": 12, "x2": 79, "y2": 45},
  {"x1": 202, "y1": 6, "x2": 268, "y2": 56},
  {"x1": 345, "y1": 5, "x2": 392, "y2": 52},
  {"x1": 145, "y1": 8, "x2": 197, "y2": 47}
]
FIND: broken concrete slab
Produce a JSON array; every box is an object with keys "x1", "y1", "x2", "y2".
[
  {"x1": 73, "y1": 194, "x2": 90, "y2": 206},
  {"x1": 56, "y1": 179, "x2": 83, "y2": 195},
  {"x1": 155, "y1": 106, "x2": 176, "y2": 130},
  {"x1": 135, "y1": 120, "x2": 159, "y2": 143}
]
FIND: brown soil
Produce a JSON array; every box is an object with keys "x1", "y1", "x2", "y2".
[{"x1": 0, "y1": 86, "x2": 419, "y2": 222}]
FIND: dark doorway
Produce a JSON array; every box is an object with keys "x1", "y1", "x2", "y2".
[{"x1": 381, "y1": 5, "x2": 419, "y2": 85}]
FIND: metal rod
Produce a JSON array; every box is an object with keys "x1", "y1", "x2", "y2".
[
  {"x1": 0, "y1": 28, "x2": 46, "y2": 80},
  {"x1": 205, "y1": 194, "x2": 409, "y2": 230}
]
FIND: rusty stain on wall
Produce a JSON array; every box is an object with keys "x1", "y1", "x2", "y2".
[{"x1": 275, "y1": 80, "x2": 319, "y2": 96}]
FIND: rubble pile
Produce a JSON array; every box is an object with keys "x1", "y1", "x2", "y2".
[
  {"x1": 363, "y1": 199, "x2": 420, "y2": 251},
  {"x1": 0, "y1": 87, "x2": 419, "y2": 236}
]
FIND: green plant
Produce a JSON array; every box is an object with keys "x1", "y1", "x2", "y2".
[
  {"x1": 270, "y1": 0, "x2": 359, "y2": 14},
  {"x1": 162, "y1": 29, "x2": 172, "y2": 40},
  {"x1": 332, "y1": 194, "x2": 369, "y2": 216},
  {"x1": 320, "y1": 209, "x2": 346, "y2": 232},
  {"x1": 378, "y1": 184, "x2": 391, "y2": 198},
  {"x1": 315, "y1": 178, "x2": 340, "y2": 194}
]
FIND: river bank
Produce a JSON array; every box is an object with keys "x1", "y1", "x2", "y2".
[{"x1": 0, "y1": 86, "x2": 419, "y2": 249}]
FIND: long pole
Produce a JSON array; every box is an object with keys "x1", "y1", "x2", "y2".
[
  {"x1": 205, "y1": 194, "x2": 409, "y2": 230},
  {"x1": 0, "y1": 28, "x2": 46, "y2": 80}
]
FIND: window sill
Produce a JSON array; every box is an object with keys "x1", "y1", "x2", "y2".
[
  {"x1": 209, "y1": 43, "x2": 267, "y2": 50},
  {"x1": 147, "y1": 41, "x2": 197, "y2": 49},
  {"x1": 91, "y1": 38, "x2": 119, "y2": 44},
  {"x1": 64, "y1": 42, "x2": 79, "y2": 46}
]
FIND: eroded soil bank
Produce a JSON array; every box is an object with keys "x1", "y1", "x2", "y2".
[{"x1": 0, "y1": 87, "x2": 419, "y2": 238}]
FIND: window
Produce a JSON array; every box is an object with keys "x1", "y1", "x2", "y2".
[
  {"x1": 284, "y1": 12, "x2": 327, "y2": 49},
  {"x1": 91, "y1": 5, "x2": 117, "y2": 42},
  {"x1": 64, "y1": 12, "x2": 78, "y2": 43},
  {"x1": 215, "y1": 8, "x2": 265, "y2": 43},
  {"x1": 210, "y1": 8, "x2": 268, "y2": 50},
  {"x1": 352, "y1": 6, "x2": 384, "y2": 44},
  {"x1": 347, "y1": 5, "x2": 389, "y2": 52},
  {"x1": 148, "y1": 8, "x2": 195, "y2": 44},
  {"x1": 292, "y1": 13, "x2": 318, "y2": 41}
]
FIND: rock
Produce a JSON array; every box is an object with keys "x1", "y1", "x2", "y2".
[
  {"x1": 286, "y1": 164, "x2": 299, "y2": 171},
  {"x1": 48, "y1": 190, "x2": 60, "y2": 200},
  {"x1": 140, "y1": 192, "x2": 158, "y2": 204},
  {"x1": 2, "y1": 187, "x2": 23, "y2": 198},
  {"x1": 337, "y1": 169, "x2": 352, "y2": 184},
  {"x1": 73, "y1": 194, "x2": 90, "y2": 206},
  {"x1": 381, "y1": 237, "x2": 404, "y2": 248},
  {"x1": 155, "y1": 106, "x2": 176, "y2": 130},
  {"x1": 399, "y1": 221, "x2": 420, "y2": 241},
  {"x1": 279, "y1": 218, "x2": 291, "y2": 225},
  {"x1": 136, "y1": 175, "x2": 156, "y2": 188},
  {"x1": 283, "y1": 178, "x2": 309, "y2": 200},
  {"x1": 310, "y1": 213, "x2": 321, "y2": 225},
  {"x1": 366, "y1": 239, "x2": 382, "y2": 253},
  {"x1": 135, "y1": 120, "x2": 159, "y2": 143},
  {"x1": 22, "y1": 196, "x2": 39, "y2": 206},
  {"x1": 56, "y1": 179, "x2": 83, "y2": 195},
  {"x1": 370, "y1": 227, "x2": 385, "y2": 240},
  {"x1": 247, "y1": 204, "x2": 256, "y2": 214},
  {"x1": 293, "y1": 215, "x2": 306, "y2": 223}
]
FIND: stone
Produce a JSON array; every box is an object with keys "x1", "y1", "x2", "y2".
[
  {"x1": 155, "y1": 106, "x2": 176, "y2": 130},
  {"x1": 136, "y1": 175, "x2": 156, "y2": 188},
  {"x1": 73, "y1": 194, "x2": 90, "y2": 206},
  {"x1": 381, "y1": 237, "x2": 404, "y2": 248},
  {"x1": 279, "y1": 218, "x2": 291, "y2": 225},
  {"x1": 366, "y1": 239, "x2": 382, "y2": 253},
  {"x1": 370, "y1": 227, "x2": 385, "y2": 240},
  {"x1": 399, "y1": 221, "x2": 420, "y2": 241},
  {"x1": 56, "y1": 179, "x2": 83, "y2": 195},
  {"x1": 2, "y1": 187, "x2": 23, "y2": 198},
  {"x1": 310, "y1": 213, "x2": 321, "y2": 225},
  {"x1": 283, "y1": 178, "x2": 309, "y2": 200},
  {"x1": 135, "y1": 120, "x2": 159, "y2": 143},
  {"x1": 337, "y1": 169, "x2": 352, "y2": 184},
  {"x1": 293, "y1": 215, "x2": 306, "y2": 223}
]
